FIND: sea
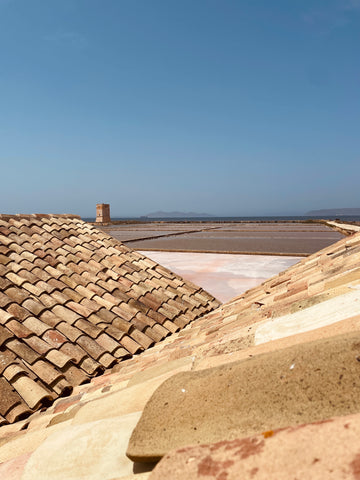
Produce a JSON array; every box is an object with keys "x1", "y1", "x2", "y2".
[{"x1": 83, "y1": 215, "x2": 360, "y2": 223}]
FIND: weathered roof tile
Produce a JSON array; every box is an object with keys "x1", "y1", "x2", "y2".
[
  {"x1": 6, "y1": 339, "x2": 39, "y2": 365},
  {"x1": 21, "y1": 299, "x2": 46, "y2": 317},
  {"x1": 11, "y1": 374, "x2": 53, "y2": 410}
]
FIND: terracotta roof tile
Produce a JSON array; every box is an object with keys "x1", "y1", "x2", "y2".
[
  {"x1": 45, "y1": 349, "x2": 72, "y2": 369},
  {"x1": 98, "y1": 352, "x2": 117, "y2": 369},
  {"x1": 0, "y1": 276, "x2": 12, "y2": 291},
  {"x1": 120, "y1": 335, "x2": 143, "y2": 355},
  {"x1": 60, "y1": 287, "x2": 83, "y2": 304},
  {"x1": 0, "y1": 351, "x2": 17, "y2": 375},
  {"x1": 146, "y1": 309, "x2": 168, "y2": 325},
  {"x1": 5, "y1": 400, "x2": 32, "y2": 423},
  {"x1": 58, "y1": 342, "x2": 86, "y2": 364},
  {"x1": 0, "y1": 324, "x2": 13, "y2": 346},
  {"x1": 79, "y1": 356, "x2": 104, "y2": 375},
  {"x1": 162, "y1": 319, "x2": 179, "y2": 334},
  {"x1": 29, "y1": 359, "x2": 64, "y2": 386},
  {"x1": 22, "y1": 317, "x2": 50, "y2": 337},
  {"x1": 39, "y1": 310, "x2": 63, "y2": 328},
  {"x1": 76, "y1": 335, "x2": 108, "y2": 360},
  {"x1": 51, "y1": 305, "x2": 81, "y2": 324},
  {"x1": 21, "y1": 298, "x2": 46, "y2": 317},
  {"x1": 5, "y1": 286, "x2": 28, "y2": 304},
  {"x1": 37, "y1": 292, "x2": 58, "y2": 309},
  {"x1": 5, "y1": 319, "x2": 32, "y2": 339},
  {"x1": 0, "y1": 378, "x2": 22, "y2": 418},
  {"x1": 92, "y1": 308, "x2": 117, "y2": 324},
  {"x1": 151, "y1": 323, "x2": 170, "y2": 339},
  {"x1": 11, "y1": 375, "x2": 53, "y2": 410},
  {"x1": 6, "y1": 339, "x2": 39, "y2": 365},
  {"x1": 75, "y1": 318, "x2": 103, "y2": 338},
  {"x1": 130, "y1": 329, "x2": 154, "y2": 350},
  {"x1": 24, "y1": 336, "x2": 53, "y2": 356},
  {"x1": 42, "y1": 329, "x2": 67, "y2": 347}
]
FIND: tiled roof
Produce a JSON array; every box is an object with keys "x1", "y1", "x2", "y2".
[
  {"x1": 0, "y1": 214, "x2": 219, "y2": 424},
  {"x1": 0, "y1": 222, "x2": 360, "y2": 479}
]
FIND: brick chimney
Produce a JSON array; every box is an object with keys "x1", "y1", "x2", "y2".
[{"x1": 96, "y1": 203, "x2": 111, "y2": 223}]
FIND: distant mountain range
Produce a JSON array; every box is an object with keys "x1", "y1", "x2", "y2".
[
  {"x1": 307, "y1": 208, "x2": 360, "y2": 216},
  {"x1": 143, "y1": 211, "x2": 214, "y2": 218}
]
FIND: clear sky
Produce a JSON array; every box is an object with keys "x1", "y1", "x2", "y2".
[{"x1": 0, "y1": 0, "x2": 359, "y2": 217}]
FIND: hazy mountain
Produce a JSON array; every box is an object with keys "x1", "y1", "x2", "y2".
[{"x1": 306, "y1": 208, "x2": 360, "y2": 216}]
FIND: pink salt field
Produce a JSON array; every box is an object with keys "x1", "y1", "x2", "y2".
[{"x1": 140, "y1": 251, "x2": 301, "y2": 302}]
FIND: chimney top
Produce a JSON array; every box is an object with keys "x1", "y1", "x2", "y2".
[{"x1": 96, "y1": 203, "x2": 111, "y2": 223}]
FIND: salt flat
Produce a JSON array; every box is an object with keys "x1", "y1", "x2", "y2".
[
  {"x1": 101, "y1": 222, "x2": 343, "y2": 255},
  {"x1": 140, "y1": 251, "x2": 300, "y2": 302}
]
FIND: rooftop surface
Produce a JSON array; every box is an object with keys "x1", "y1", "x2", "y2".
[
  {"x1": 0, "y1": 214, "x2": 219, "y2": 425},
  {"x1": 0, "y1": 220, "x2": 359, "y2": 479}
]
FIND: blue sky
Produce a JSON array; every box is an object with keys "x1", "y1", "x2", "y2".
[{"x1": 0, "y1": 0, "x2": 359, "y2": 217}]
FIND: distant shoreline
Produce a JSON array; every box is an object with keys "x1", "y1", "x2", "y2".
[
  {"x1": 307, "y1": 208, "x2": 360, "y2": 216},
  {"x1": 85, "y1": 215, "x2": 360, "y2": 224}
]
